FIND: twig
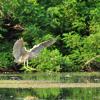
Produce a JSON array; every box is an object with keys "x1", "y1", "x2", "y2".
[{"x1": 84, "y1": 55, "x2": 100, "y2": 66}]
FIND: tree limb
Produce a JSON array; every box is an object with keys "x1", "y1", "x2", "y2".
[{"x1": 84, "y1": 55, "x2": 100, "y2": 66}]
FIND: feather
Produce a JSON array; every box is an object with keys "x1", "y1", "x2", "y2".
[
  {"x1": 13, "y1": 38, "x2": 26, "y2": 61},
  {"x1": 29, "y1": 38, "x2": 57, "y2": 59},
  {"x1": 13, "y1": 37, "x2": 57, "y2": 65}
]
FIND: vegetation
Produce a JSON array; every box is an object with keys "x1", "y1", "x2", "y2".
[{"x1": 0, "y1": 0, "x2": 100, "y2": 72}]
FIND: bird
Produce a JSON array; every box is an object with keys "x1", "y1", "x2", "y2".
[{"x1": 13, "y1": 37, "x2": 57, "y2": 68}]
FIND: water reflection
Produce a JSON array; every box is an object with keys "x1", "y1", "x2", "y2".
[
  {"x1": 24, "y1": 96, "x2": 39, "y2": 100},
  {"x1": 0, "y1": 72, "x2": 100, "y2": 83},
  {"x1": 0, "y1": 88, "x2": 99, "y2": 100},
  {"x1": 0, "y1": 73, "x2": 100, "y2": 99}
]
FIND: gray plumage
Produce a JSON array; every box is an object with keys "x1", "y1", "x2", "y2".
[{"x1": 13, "y1": 38, "x2": 57, "y2": 67}]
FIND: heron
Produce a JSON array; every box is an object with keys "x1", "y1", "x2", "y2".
[{"x1": 13, "y1": 37, "x2": 57, "y2": 68}]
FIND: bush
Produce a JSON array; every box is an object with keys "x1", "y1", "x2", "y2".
[
  {"x1": 0, "y1": 52, "x2": 13, "y2": 68},
  {"x1": 0, "y1": 0, "x2": 100, "y2": 72},
  {"x1": 29, "y1": 49, "x2": 62, "y2": 72},
  {"x1": 62, "y1": 32, "x2": 100, "y2": 71}
]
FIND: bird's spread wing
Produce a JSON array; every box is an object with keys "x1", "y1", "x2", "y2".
[
  {"x1": 13, "y1": 38, "x2": 26, "y2": 60},
  {"x1": 29, "y1": 38, "x2": 57, "y2": 58}
]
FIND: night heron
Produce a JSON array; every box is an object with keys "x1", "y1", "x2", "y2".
[{"x1": 13, "y1": 37, "x2": 57, "y2": 67}]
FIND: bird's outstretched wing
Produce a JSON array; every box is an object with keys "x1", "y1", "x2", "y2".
[
  {"x1": 13, "y1": 38, "x2": 26, "y2": 60},
  {"x1": 29, "y1": 38, "x2": 57, "y2": 59}
]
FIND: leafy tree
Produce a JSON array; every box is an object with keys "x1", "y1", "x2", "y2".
[{"x1": 0, "y1": 0, "x2": 100, "y2": 72}]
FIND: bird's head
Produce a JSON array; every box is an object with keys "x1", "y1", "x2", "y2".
[
  {"x1": 18, "y1": 37, "x2": 24, "y2": 46},
  {"x1": 20, "y1": 38, "x2": 28, "y2": 45},
  {"x1": 20, "y1": 37, "x2": 23, "y2": 42}
]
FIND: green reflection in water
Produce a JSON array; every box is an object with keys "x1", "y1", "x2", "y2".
[
  {"x1": 0, "y1": 88, "x2": 100, "y2": 100},
  {"x1": 0, "y1": 72, "x2": 100, "y2": 83}
]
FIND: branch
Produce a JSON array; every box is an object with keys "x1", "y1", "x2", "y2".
[{"x1": 84, "y1": 55, "x2": 100, "y2": 66}]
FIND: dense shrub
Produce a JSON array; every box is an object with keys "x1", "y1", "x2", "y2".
[
  {"x1": 28, "y1": 49, "x2": 62, "y2": 72},
  {"x1": 0, "y1": 42, "x2": 14, "y2": 68},
  {"x1": 0, "y1": 0, "x2": 100, "y2": 72},
  {"x1": 63, "y1": 32, "x2": 100, "y2": 71}
]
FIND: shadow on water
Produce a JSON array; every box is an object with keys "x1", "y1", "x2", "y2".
[{"x1": 0, "y1": 88, "x2": 100, "y2": 100}]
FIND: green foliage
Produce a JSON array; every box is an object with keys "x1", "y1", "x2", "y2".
[
  {"x1": 29, "y1": 49, "x2": 62, "y2": 72},
  {"x1": 0, "y1": 42, "x2": 14, "y2": 68},
  {"x1": 63, "y1": 32, "x2": 81, "y2": 49},
  {"x1": 83, "y1": 33, "x2": 100, "y2": 54},
  {"x1": 63, "y1": 32, "x2": 100, "y2": 71},
  {"x1": 0, "y1": 52, "x2": 13, "y2": 68},
  {"x1": 0, "y1": 0, "x2": 100, "y2": 72}
]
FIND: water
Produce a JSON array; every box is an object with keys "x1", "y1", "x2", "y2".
[
  {"x1": 0, "y1": 88, "x2": 100, "y2": 100},
  {"x1": 0, "y1": 72, "x2": 100, "y2": 83},
  {"x1": 0, "y1": 72, "x2": 100, "y2": 100}
]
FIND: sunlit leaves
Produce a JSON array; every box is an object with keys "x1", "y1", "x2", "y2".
[
  {"x1": 0, "y1": 0, "x2": 100, "y2": 71},
  {"x1": 30, "y1": 49, "x2": 62, "y2": 72},
  {"x1": 63, "y1": 32, "x2": 81, "y2": 49}
]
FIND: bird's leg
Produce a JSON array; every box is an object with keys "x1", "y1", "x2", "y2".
[
  {"x1": 27, "y1": 60, "x2": 28, "y2": 67},
  {"x1": 24, "y1": 60, "x2": 26, "y2": 67},
  {"x1": 26, "y1": 60, "x2": 33, "y2": 71}
]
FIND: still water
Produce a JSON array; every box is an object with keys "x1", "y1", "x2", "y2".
[
  {"x1": 0, "y1": 88, "x2": 100, "y2": 100},
  {"x1": 0, "y1": 72, "x2": 100, "y2": 83},
  {"x1": 0, "y1": 72, "x2": 100, "y2": 100}
]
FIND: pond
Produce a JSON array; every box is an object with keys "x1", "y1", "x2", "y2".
[
  {"x1": 0, "y1": 72, "x2": 100, "y2": 83},
  {"x1": 0, "y1": 88, "x2": 100, "y2": 100},
  {"x1": 0, "y1": 72, "x2": 100, "y2": 100}
]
